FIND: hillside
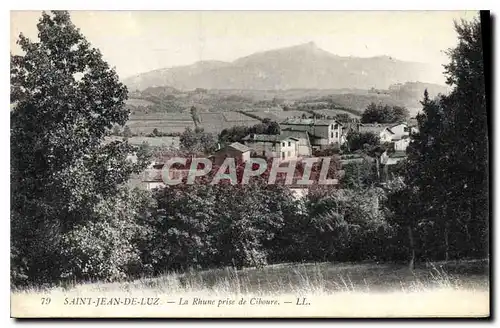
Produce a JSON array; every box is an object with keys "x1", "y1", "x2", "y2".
[{"x1": 123, "y1": 42, "x2": 441, "y2": 91}]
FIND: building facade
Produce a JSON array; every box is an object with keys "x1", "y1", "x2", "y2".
[
  {"x1": 213, "y1": 142, "x2": 252, "y2": 166},
  {"x1": 280, "y1": 118, "x2": 344, "y2": 149},
  {"x1": 241, "y1": 134, "x2": 300, "y2": 161}
]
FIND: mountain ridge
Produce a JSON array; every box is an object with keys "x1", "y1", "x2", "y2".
[{"x1": 123, "y1": 42, "x2": 445, "y2": 91}]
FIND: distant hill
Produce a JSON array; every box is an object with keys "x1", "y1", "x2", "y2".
[{"x1": 123, "y1": 42, "x2": 444, "y2": 91}]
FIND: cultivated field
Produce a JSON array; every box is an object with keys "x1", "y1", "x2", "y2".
[
  {"x1": 11, "y1": 260, "x2": 489, "y2": 318},
  {"x1": 311, "y1": 108, "x2": 361, "y2": 119},
  {"x1": 243, "y1": 110, "x2": 309, "y2": 122},
  {"x1": 105, "y1": 136, "x2": 180, "y2": 148},
  {"x1": 198, "y1": 112, "x2": 261, "y2": 134}
]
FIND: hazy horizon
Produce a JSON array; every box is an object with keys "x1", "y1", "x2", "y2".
[{"x1": 11, "y1": 10, "x2": 479, "y2": 84}]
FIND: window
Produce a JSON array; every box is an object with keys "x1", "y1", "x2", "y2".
[
  {"x1": 331, "y1": 124, "x2": 334, "y2": 129},
  {"x1": 288, "y1": 141, "x2": 291, "y2": 147},
  {"x1": 335, "y1": 132, "x2": 338, "y2": 138},
  {"x1": 282, "y1": 152, "x2": 285, "y2": 159},
  {"x1": 404, "y1": 127, "x2": 409, "y2": 132},
  {"x1": 331, "y1": 131, "x2": 334, "y2": 138},
  {"x1": 282, "y1": 142, "x2": 285, "y2": 147},
  {"x1": 262, "y1": 150, "x2": 265, "y2": 156}
]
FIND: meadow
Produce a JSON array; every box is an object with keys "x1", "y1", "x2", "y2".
[{"x1": 11, "y1": 260, "x2": 489, "y2": 317}]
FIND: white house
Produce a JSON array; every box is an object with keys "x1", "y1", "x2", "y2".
[
  {"x1": 393, "y1": 136, "x2": 410, "y2": 151},
  {"x1": 357, "y1": 122, "x2": 410, "y2": 144},
  {"x1": 241, "y1": 134, "x2": 300, "y2": 161},
  {"x1": 379, "y1": 128, "x2": 395, "y2": 143},
  {"x1": 279, "y1": 129, "x2": 313, "y2": 156},
  {"x1": 388, "y1": 123, "x2": 410, "y2": 140},
  {"x1": 280, "y1": 118, "x2": 344, "y2": 149}
]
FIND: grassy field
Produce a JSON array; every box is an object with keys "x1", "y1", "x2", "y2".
[
  {"x1": 198, "y1": 112, "x2": 261, "y2": 134},
  {"x1": 105, "y1": 136, "x2": 180, "y2": 148},
  {"x1": 11, "y1": 260, "x2": 489, "y2": 317},
  {"x1": 312, "y1": 108, "x2": 361, "y2": 119}
]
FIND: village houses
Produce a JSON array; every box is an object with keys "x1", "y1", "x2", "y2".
[
  {"x1": 212, "y1": 142, "x2": 252, "y2": 166},
  {"x1": 241, "y1": 134, "x2": 300, "y2": 161},
  {"x1": 280, "y1": 118, "x2": 344, "y2": 150}
]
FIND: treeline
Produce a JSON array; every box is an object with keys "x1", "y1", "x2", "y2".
[
  {"x1": 10, "y1": 11, "x2": 488, "y2": 287},
  {"x1": 361, "y1": 103, "x2": 410, "y2": 124},
  {"x1": 218, "y1": 119, "x2": 281, "y2": 144},
  {"x1": 386, "y1": 16, "x2": 488, "y2": 267}
]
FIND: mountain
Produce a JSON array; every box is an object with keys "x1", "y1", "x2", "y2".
[{"x1": 123, "y1": 42, "x2": 444, "y2": 91}]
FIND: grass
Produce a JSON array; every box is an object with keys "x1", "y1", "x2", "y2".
[
  {"x1": 11, "y1": 260, "x2": 489, "y2": 318},
  {"x1": 104, "y1": 136, "x2": 180, "y2": 148},
  {"x1": 14, "y1": 259, "x2": 489, "y2": 295},
  {"x1": 312, "y1": 108, "x2": 361, "y2": 119}
]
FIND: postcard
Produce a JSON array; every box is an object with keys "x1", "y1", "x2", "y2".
[{"x1": 10, "y1": 9, "x2": 490, "y2": 318}]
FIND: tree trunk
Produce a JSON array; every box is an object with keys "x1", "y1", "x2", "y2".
[
  {"x1": 408, "y1": 225, "x2": 415, "y2": 271},
  {"x1": 444, "y1": 221, "x2": 450, "y2": 262}
]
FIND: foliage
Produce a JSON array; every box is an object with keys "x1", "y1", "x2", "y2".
[
  {"x1": 179, "y1": 127, "x2": 218, "y2": 154},
  {"x1": 218, "y1": 120, "x2": 281, "y2": 144},
  {"x1": 388, "y1": 15, "x2": 488, "y2": 264},
  {"x1": 341, "y1": 160, "x2": 377, "y2": 189},
  {"x1": 10, "y1": 11, "x2": 151, "y2": 285},
  {"x1": 361, "y1": 103, "x2": 410, "y2": 123},
  {"x1": 345, "y1": 131, "x2": 380, "y2": 152}
]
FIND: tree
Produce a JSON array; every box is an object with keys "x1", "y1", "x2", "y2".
[
  {"x1": 266, "y1": 121, "x2": 281, "y2": 135},
  {"x1": 152, "y1": 128, "x2": 160, "y2": 136},
  {"x1": 180, "y1": 127, "x2": 217, "y2": 154},
  {"x1": 10, "y1": 11, "x2": 151, "y2": 285},
  {"x1": 441, "y1": 16, "x2": 488, "y2": 259},
  {"x1": 399, "y1": 15, "x2": 488, "y2": 262},
  {"x1": 123, "y1": 125, "x2": 132, "y2": 137},
  {"x1": 361, "y1": 103, "x2": 409, "y2": 124},
  {"x1": 345, "y1": 131, "x2": 380, "y2": 152},
  {"x1": 392, "y1": 106, "x2": 410, "y2": 123},
  {"x1": 190, "y1": 106, "x2": 201, "y2": 129},
  {"x1": 112, "y1": 125, "x2": 121, "y2": 136}
]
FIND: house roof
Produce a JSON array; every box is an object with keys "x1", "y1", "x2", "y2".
[
  {"x1": 389, "y1": 122, "x2": 408, "y2": 129},
  {"x1": 242, "y1": 134, "x2": 299, "y2": 143},
  {"x1": 226, "y1": 142, "x2": 251, "y2": 153},
  {"x1": 280, "y1": 129, "x2": 310, "y2": 141},
  {"x1": 357, "y1": 123, "x2": 393, "y2": 134},
  {"x1": 280, "y1": 118, "x2": 343, "y2": 127},
  {"x1": 390, "y1": 151, "x2": 407, "y2": 158}
]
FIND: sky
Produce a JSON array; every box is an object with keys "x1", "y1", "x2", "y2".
[{"x1": 10, "y1": 10, "x2": 479, "y2": 83}]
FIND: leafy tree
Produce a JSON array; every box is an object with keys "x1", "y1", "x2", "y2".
[
  {"x1": 180, "y1": 127, "x2": 217, "y2": 154},
  {"x1": 334, "y1": 113, "x2": 350, "y2": 122},
  {"x1": 190, "y1": 106, "x2": 201, "y2": 129},
  {"x1": 341, "y1": 160, "x2": 377, "y2": 190},
  {"x1": 442, "y1": 16, "x2": 488, "y2": 258},
  {"x1": 112, "y1": 125, "x2": 121, "y2": 136},
  {"x1": 398, "y1": 15, "x2": 488, "y2": 262},
  {"x1": 345, "y1": 131, "x2": 380, "y2": 152},
  {"x1": 123, "y1": 125, "x2": 132, "y2": 137},
  {"x1": 10, "y1": 11, "x2": 150, "y2": 285},
  {"x1": 266, "y1": 121, "x2": 281, "y2": 135},
  {"x1": 361, "y1": 103, "x2": 409, "y2": 124},
  {"x1": 392, "y1": 106, "x2": 410, "y2": 122}
]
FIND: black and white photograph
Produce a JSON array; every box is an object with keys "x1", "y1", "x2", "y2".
[{"x1": 9, "y1": 9, "x2": 490, "y2": 318}]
